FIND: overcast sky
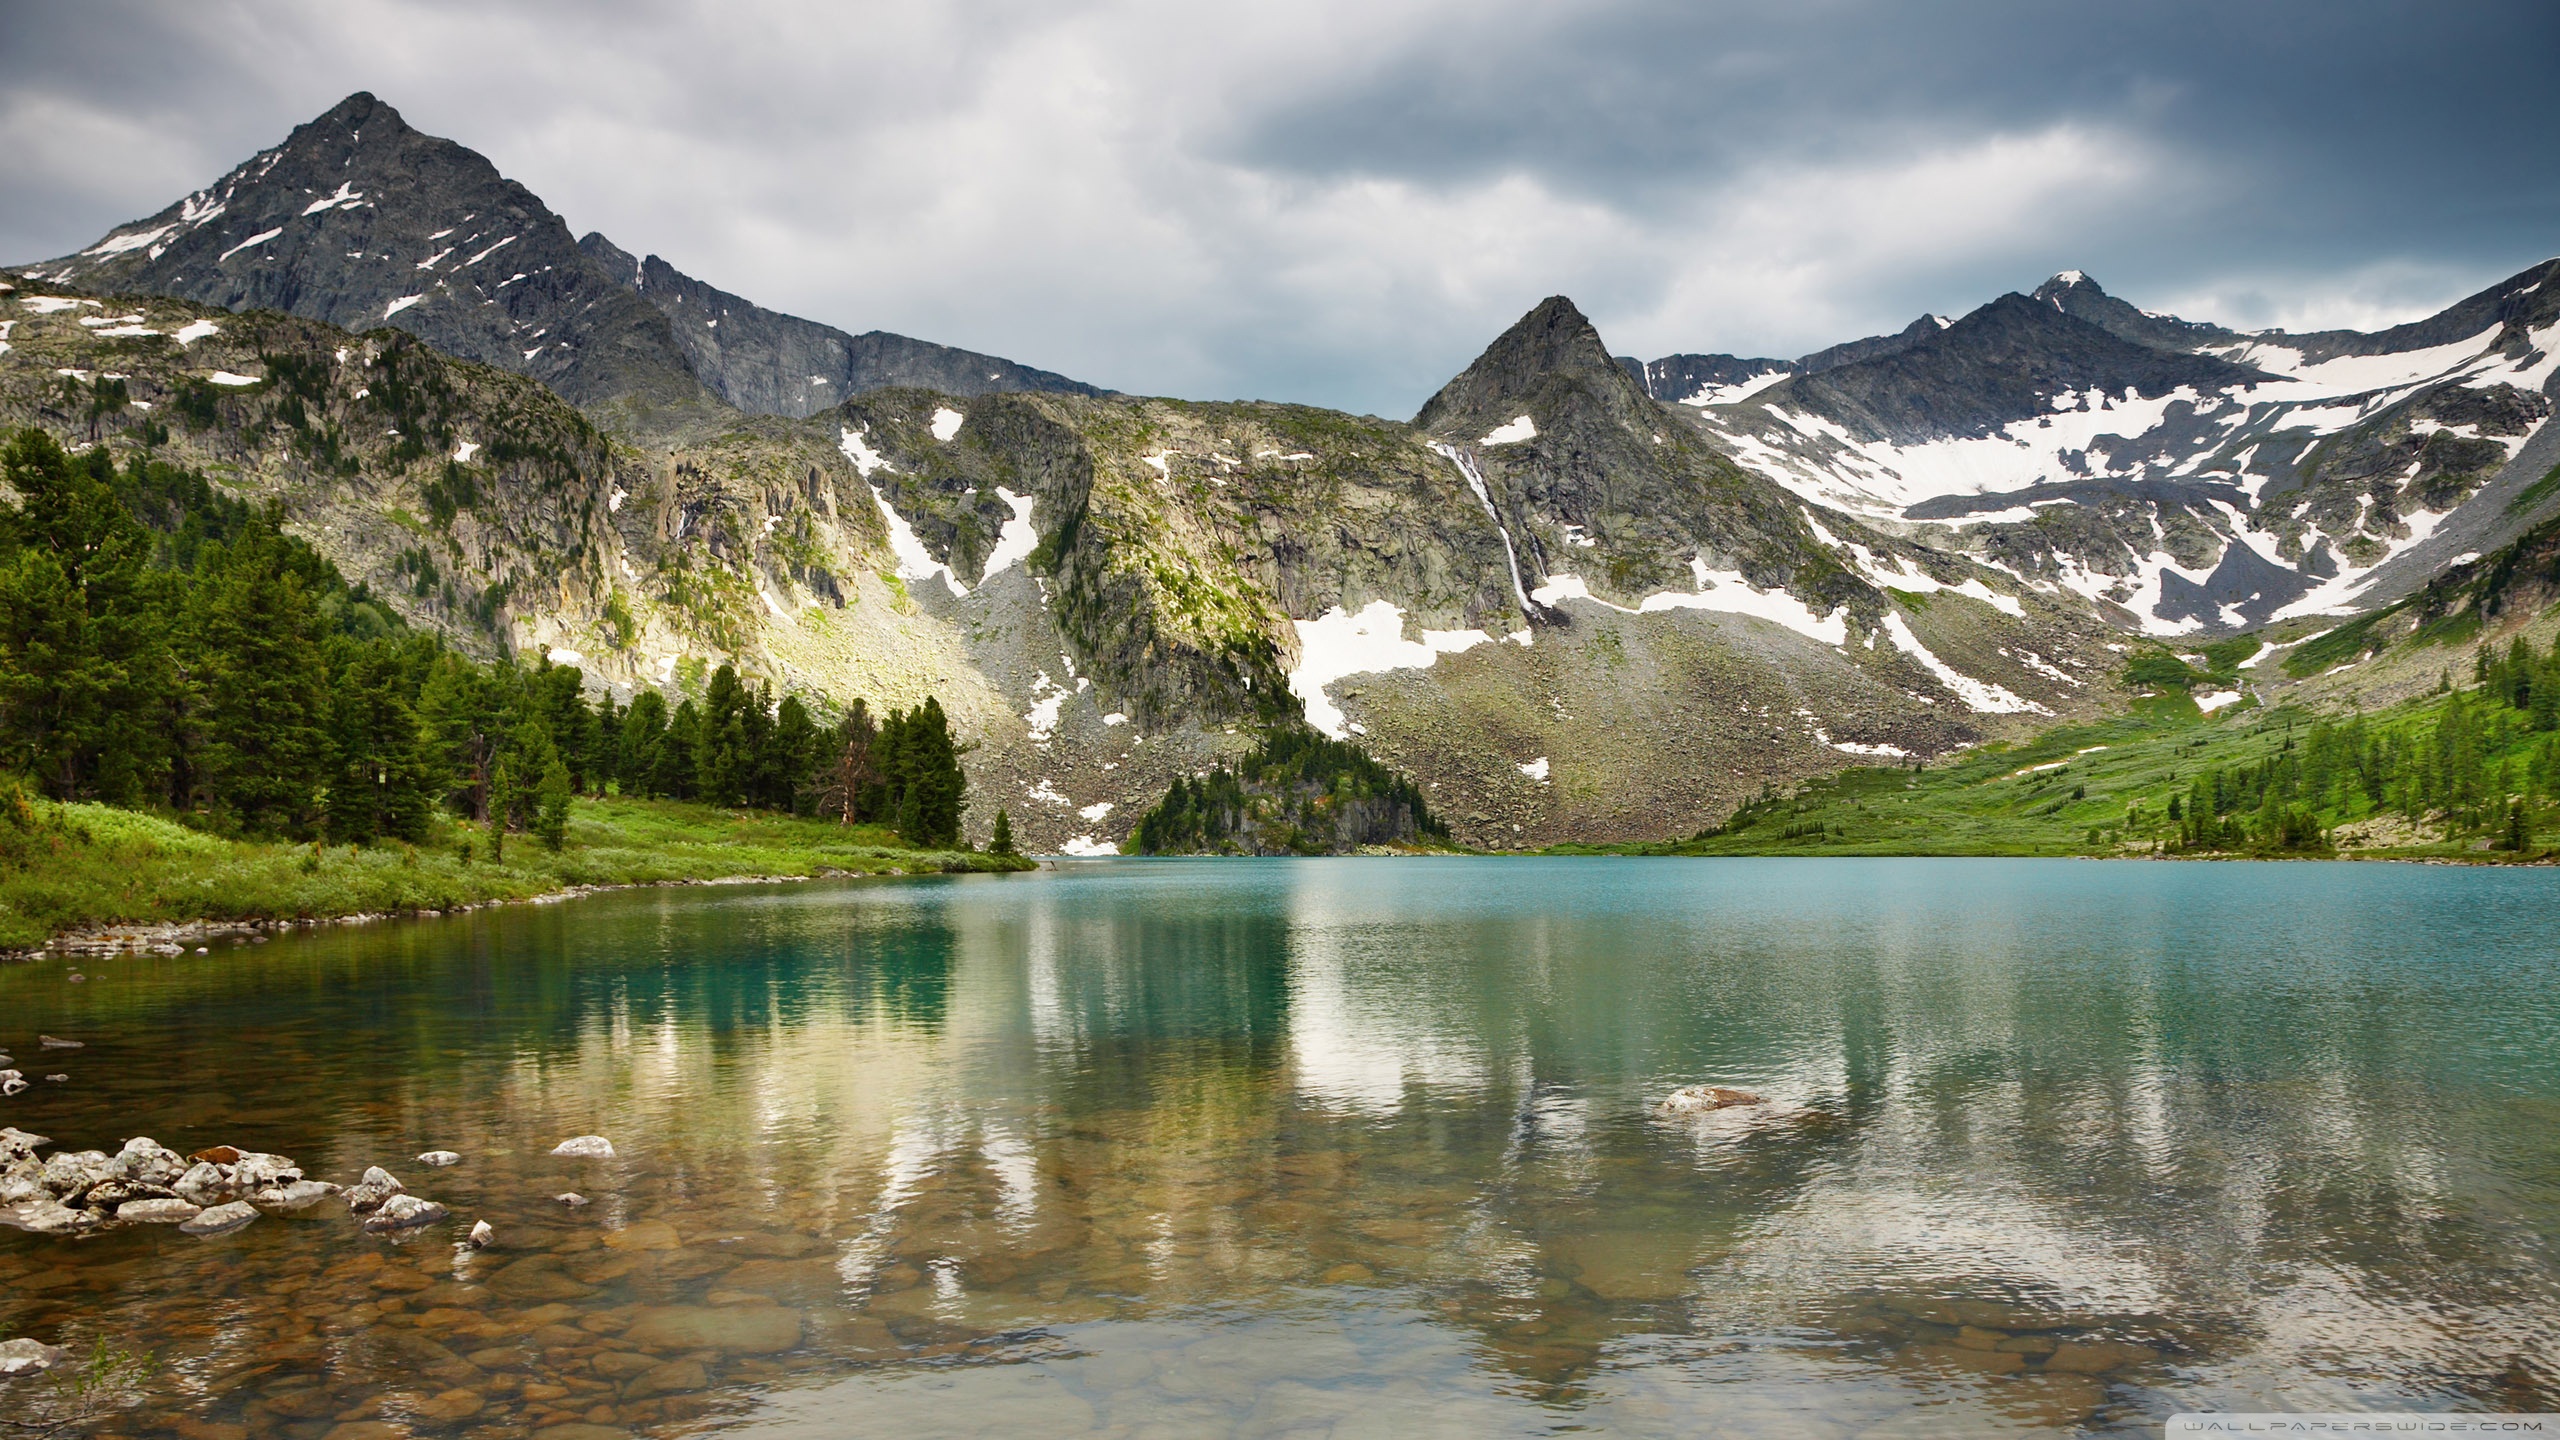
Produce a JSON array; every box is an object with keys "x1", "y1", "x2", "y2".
[{"x1": 5, "y1": 0, "x2": 2556, "y2": 414}]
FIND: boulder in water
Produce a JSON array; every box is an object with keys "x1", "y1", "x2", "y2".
[
  {"x1": 363, "y1": 1194, "x2": 449, "y2": 1233},
  {"x1": 0, "y1": 1128, "x2": 46, "y2": 1162},
  {"x1": 179, "y1": 1200, "x2": 260, "y2": 1235},
  {"x1": 344, "y1": 1166, "x2": 403, "y2": 1214},
  {"x1": 467, "y1": 1219, "x2": 493, "y2": 1248},
  {"x1": 417, "y1": 1150, "x2": 462, "y2": 1167},
  {"x1": 555, "y1": 1192, "x2": 590, "y2": 1207},
  {"x1": 252, "y1": 1179, "x2": 342, "y2": 1211},
  {"x1": 550, "y1": 1135, "x2": 615, "y2": 1159},
  {"x1": 0, "y1": 1199, "x2": 94, "y2": 1235},
  {"x1": 114, "y1": 1136, "x2": 187, "y2": 1187},
  {"x1": 117, "y1": 1197, "x2": 202, "y2": 1224},
  {"x1": 1656, "y1": 1085, "x2": 1763, "y2": 1113},
  {"x1": 0, "y1": 1071, "x2": 25, "y2": 1097},
  {"x1": 172, "y1": 1160, "x2": 237, "y2": 1207},
  {"x1": 0, "y1": 1337, "x2": 67, "y2": 1377}
]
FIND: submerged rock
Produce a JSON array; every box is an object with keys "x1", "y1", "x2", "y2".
[
  {"x1": 550, "y1": 1135, "x2": 615, "y2": 1159},
  {"x1": 1656, "y1": 1085, "x2": 1764, "y2": 1112},
  {"x1": 363, "y1": 1194, "x2": 449, "y2": 1233},
  {"x1": 117, "y1": 1197, "x2": 202, "y2": 1224},
  {"x1": 179, "y1": 1200, "x2": 260, "y2": 1235},
  {"x1": 252, "y1": 1179, "x2": 342, "y2": 1211},
  {"x1": 466, "y1": 1219, "x2": 493, "y2": 1248},
  {"x1": 0, "y1": 1337, "x2": 67, "y2": 1377},
  {"x1": 555, "y1": 1192, "x2": 590, "y2": 1207},
  {"x1": 623, "y1": 1303, "x2": 803, "y2": 1354},
  {"x1": 0, "y1": 1070, "x2": 25, "y2": 1097},
  {"x1": 36, "y1": 1035, "x2": 80, "y2": 1049},
  {"x1": 344, "y1": 1166, "x2": 404, "y2": 1214},
  {"x1": 417, "y1": 1150, "x2": 462, "y2": 1167}
]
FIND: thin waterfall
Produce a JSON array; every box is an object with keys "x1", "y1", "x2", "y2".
[{"x1": 1430, "y1": 441, "x2": 1535, "y2": 620}]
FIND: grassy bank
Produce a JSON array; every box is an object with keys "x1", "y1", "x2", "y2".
[
  {"x1": 1559, "y1": 685, "x2": 2560, "y2": 862},
  {"x1": 0, "y1": 794, "x2": 1034, "y2": 950}
]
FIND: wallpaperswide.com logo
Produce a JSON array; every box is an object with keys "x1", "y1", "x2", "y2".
[{"x1": 2170, "y1": 1418, "x2": 2560, "y2": 1436}]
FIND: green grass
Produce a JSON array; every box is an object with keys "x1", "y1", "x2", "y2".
[
  {"x1": 1555, "y1": 686, "x2": 2546, "y2": 862},
  {"x1": 0, "y1": 796, "x2": 1032, "y2": 950}
]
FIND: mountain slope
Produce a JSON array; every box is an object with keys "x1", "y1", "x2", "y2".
[
  {"x1": 1677, "y1": 265, "x2": 2560, "y2": 635},
  {"x1": 578, "y1": 235, "x2": 1103, "y2": 418},
  {"x1": 19, "y1": 93, "x2": 713, "y2": 417},
  {"x1": 20, "y1": 92, "x2": 1101, "y2": 428}
]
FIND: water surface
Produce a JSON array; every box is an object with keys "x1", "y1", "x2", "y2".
[{"x1": 4, "y1": 858, "x2": 2559, "y2": 1437}]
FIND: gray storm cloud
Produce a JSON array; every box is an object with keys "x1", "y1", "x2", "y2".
[{"x1": 2, "y1": 0, "x2": 2554, "y2": 413}]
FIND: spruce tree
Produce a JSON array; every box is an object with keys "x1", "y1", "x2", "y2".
[
  {"x1": 535, "y1": 754, "x2": 572, "y2": 851},
  {"x1": 188, "y1": 518, "x2": 331, "y2": 834},
  {"x1": 989, "y1": 807, "x2": 1016, "y2": 856},
  {"x1": 618, "y1": 690, "x2": 669, "y2": 796},
  {"x1": 0, "y1": 431, "x2": 172, "y2": 802}
]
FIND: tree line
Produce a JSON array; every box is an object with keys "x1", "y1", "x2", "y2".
[
  {"x1": 1131, "y1": 727, "x2": 1444, "y2": 854},
  {"x1": 2165, "y1": 638, "x2": 2560, "y2": 854},
  {"x1": 0, "y1": 430, "x2": 973, "y2": 851}
]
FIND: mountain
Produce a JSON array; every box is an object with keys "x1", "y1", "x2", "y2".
[
  {"x1": 1670, "y1": 266, "x2": 2560, "y2": 634},
  {"x1": 5, "y1": 270, "x2": 2114, "y2": 851},
  {"x1": 18, "y1": 93, "x2": 1097, "y2": 426},
  {"x1": 576, "y1": 235, "x2": 1103, "y2": 418}
]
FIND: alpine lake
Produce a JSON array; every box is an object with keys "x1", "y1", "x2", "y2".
[{"x1": 4, "y1": 857, "x2": 2559, "y2": 1438}]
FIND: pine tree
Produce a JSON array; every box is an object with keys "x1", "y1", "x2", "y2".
[
  {"x1": 618, "y1": 690, "x2": 669, "y2": 796},
  {"x1": 989, "y1": 807, "x2": 1016, "y2": 856},
  {"x1": 815, "y1": 699, "x2": 878, "y2": 823},
  {"x1": 188, "y1": 518, "x2": 331, "y2": 834},
  {"x1": 0, "y1": 431, "x2": 173, "y2": 802},
  {"x1": 534, "y1": 754, "x2": 572, "y2": 851},
  {"x1": 655, "y1": 700, "x2": 701, "y2": 800}
]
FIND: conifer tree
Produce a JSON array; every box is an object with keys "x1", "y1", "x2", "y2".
[
  {"x1": 535, "y1": 754, "x2": 572, "y2": 851},
  {"x1": 989, "y1": 807, "x2": 1016, "y2": 856}
]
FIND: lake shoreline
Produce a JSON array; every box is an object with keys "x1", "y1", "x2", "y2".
[{"x1": 0, "y1": 794, "x2": 1036, "y2": 960}]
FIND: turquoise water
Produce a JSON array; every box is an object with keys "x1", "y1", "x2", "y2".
[{"x1": 3, "y1": 858, "x2": 2558, "y2": 1437}]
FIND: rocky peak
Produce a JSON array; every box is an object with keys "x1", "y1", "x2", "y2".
[
  {"x1": 21, "y1": 92, "x2": 714, "y2": 417},
  {"x1": 1413, "y1": 296, "x2": 1652, "y2": 436},
  {"x1": 2029, "y1": 270, "x2": 2233, "y2": 354}
]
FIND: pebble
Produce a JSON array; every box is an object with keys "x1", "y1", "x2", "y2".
[
  {"x1": 417, "y1": 1150, "x2": 462, "y2": 1167},
  {"x1": 557, "y1": 1193, "x2": 591, "y2": 1207},
  {"x1": 551, "y1": 1135, "x2": 616, "y2": 1159}
]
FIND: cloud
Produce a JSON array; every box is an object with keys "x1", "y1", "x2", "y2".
[{"x1": 3, "y1": 0, "x2": 2555, "y2": 414}]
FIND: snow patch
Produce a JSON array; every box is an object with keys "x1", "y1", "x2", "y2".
[
  {"x1": 546, "y1": 647, "x2": 584, "y2": 666},
  {"x1": 84, "y1": 224, "x2": 176, "y2": 257},
  {"x1": 1517, "y1": 757, "x2": 1549, "y2": 782},
  {"x1": 1078, "y1": 802, "x2": 1115, "y2": 822},
  {"x1": 452, "y1": 440, "x2": 479, "y2": 463},
  {"x1": 870, "y1": 486, "x2": 966, "y2": 596},
  {"x1": 18, "y1": 296, "x2": 98, "y2": 314},
  {"x1": 2195, "y1": 690, "x2": 2243, "y2": 713},
  {"x1": 1879, "y1": 613, "x2": 2047, "y2": 714},
  {"x1": 383, "y1": 294, "x2": 424, "y2": 319},
  {"x1": 217, "y1": 228, "x2": 283, "y2": 263},
  {"x1": 838, "y1": 426, "x2": 894, "y2": 478},
  {"x1": 1482, "y1": 414, "x2": 1537, "y2": 445},
  {"x1": 930, "y1": 407, "x2": 965, "y2": 442},
  {"x1": 1060, "y1": 835, "x2": 1119, "y2": 857},
  {"x1": 980, "y1": 487, "x2": 1039, "y2": 578},
  {"x1": 172, "y1": 318, "x2": 219, "y2": 346},
  {"x1": 1288, "y1": 601, "x2": 1491, "y2": 739},
  {"x1": 301, "y1": 182, "x2": 364, "y2": 215},
  {"x1": 206, "y1": 371, "x2": 261, "y2": 387}
]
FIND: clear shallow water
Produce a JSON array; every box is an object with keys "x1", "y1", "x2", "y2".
[{"x1": 4, "y1": 857, "x2": 2560, "y2": 1438}]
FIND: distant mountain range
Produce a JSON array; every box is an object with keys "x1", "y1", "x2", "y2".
[{"x1": 8, "y1": 91, "x2": 2557, "y2": 851}]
